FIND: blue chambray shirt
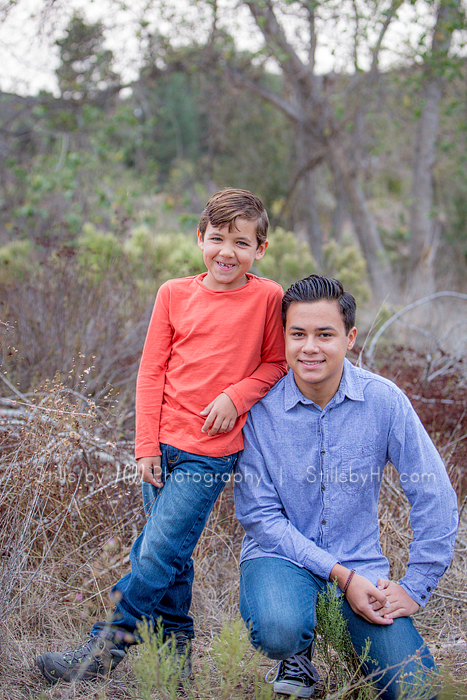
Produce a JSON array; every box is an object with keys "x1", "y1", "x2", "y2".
[{"x1": 234, "y1": 359, "x2": 458, "y2": 607}]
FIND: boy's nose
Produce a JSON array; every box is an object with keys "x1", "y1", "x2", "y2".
[
  {"x1": 219, "y1": 242, "x2": 235, "y2": 257},
  {"x1": 303, "y1": 337, "x2": 319, "y2": 353}
]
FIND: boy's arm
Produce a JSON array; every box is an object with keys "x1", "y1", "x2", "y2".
[
  {"x1": 235, "y1": 416, "x2": 390, "y2": 623},
  {"x1": 387, "y1": 392, "x2": 458, "y2": 606},
  {"x1": 222, "y1": 286, "x2": 286, "y2": 417},
  {"x1": 135, "y1": 284, "x2": 173, "y2": 459}
]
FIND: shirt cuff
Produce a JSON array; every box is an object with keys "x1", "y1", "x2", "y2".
[
  {"x1": 223, "y1": 386, "x2": 247, "y2": 416},
  {"x1": 305, "y1": 553, "x2": 339, "y2": 582},
  {"x1": 399, "y1": 569, "x2": 440, "y2": 607}
]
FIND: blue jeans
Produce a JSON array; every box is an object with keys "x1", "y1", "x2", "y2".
[
  {"x1": 92, "y1": 444, "x2": 238, "y2": 642},
  {"x1": 240, "y1": 557, "x2": 438, "y2": 700}
]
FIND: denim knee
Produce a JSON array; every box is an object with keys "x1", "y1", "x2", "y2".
[{"x1": 251, "y1": 615, "x2": 313, "y2": 660}]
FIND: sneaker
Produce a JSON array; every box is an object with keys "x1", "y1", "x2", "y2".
[
  {"x1": 36, "y1": 634, "x2": 127, "y2": 684},
  {"x1": 267, "y1": 643, "x2": 319, "y2": 698},
  {"x1": 172, "y1": 631, "x2": 192, "y2": 681}
]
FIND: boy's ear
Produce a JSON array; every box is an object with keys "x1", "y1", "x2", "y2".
[
  {"x1": 254, "y1": 240, "x2": 268, "y2": 261},
  {"x1": 197, "y1": 229, "x2": 204, "y2": 250},
  {"x1": 347, "y1": 326, "x2": 357, "y2": 351}
]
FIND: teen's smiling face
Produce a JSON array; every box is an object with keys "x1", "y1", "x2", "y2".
[
  {"x1": 285, "y1": 300, "x2": 357, "y2": 408},
  {"x1": 197, "y1": 218, "x2": 267, "y2": 291}
]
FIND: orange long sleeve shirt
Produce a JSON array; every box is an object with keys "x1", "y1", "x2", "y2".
[{"x1": 135, "y1": 273, "x2": 286, "y2": 458}]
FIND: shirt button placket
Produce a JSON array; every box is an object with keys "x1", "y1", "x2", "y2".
[{"x1": 319, "y1": 411, "x2": 327, "y2": 535}]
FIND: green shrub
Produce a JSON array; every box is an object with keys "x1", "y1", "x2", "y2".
[
  {"x1": 124, "y1": 225, "x2": 204, "y2": 285},
  {"x1": 256, "y1": 227, "x2": 316, "y2": 289},
  {"x1": 132, "y1": 617, "x2": 275, "y2": 700},
  {"x1": 0, "y1": 239, "x2": 38, "y2": 286},
  {"x1": 322, "y1": 240, "x2": 371, "y2": 305},
  {"x1": 77, "y1": 222, "x2": 124, "y2": 275},
  {"x1": 316, "y1": 581, "x2": 373, "y2": 698}
]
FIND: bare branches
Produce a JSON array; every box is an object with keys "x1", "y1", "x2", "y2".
[
  {"x1": 370, "y1": 0, "x2": 404, "y2": 75},
  {"x1": 367, "y1": 291, "x2": 467, "y2": 361},
  {"x1": 245, "y1": 0, "x2": 314, "y2": 91},
  {"x1": 224, "y1": 66, "x2": 306, "y2": 123}
]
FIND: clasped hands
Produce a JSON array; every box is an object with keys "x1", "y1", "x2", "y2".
[
  {"x1": 137, "y1": 392, "x2": 237, "y2": 488},
  {"x1": 344, "y1": 573, "x2": 420, "y2": 625}
]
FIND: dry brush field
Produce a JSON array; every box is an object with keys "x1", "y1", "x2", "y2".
[{"x1": 0, "y1": 340, "x2": 466, "y2": 699}]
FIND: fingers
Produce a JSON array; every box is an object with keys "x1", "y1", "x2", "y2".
[
  {"x1": 202, "y1": 411, "x2": 236, "y2": 435},
  {"x1": 200, "y1": 400, "x2": 214, "y2": 418},
  {"x1": 200, "y1": 393, "x2": 238, "y2": 435},
  {"x1": 377, "y1": 578, "x2": 391, "y2": 590},
  {"x1": 371, "y1": 580, "x2": 392, "y2": 611},
  {"x1": 137, "y1": 457, "x2": 163, "y2": 488},
  {"x1": 376, "y1": 583, "x2": 420, "y2": 619},
  {"x1": 346, "y1": 574, "x2": 393, "y2": 626}
]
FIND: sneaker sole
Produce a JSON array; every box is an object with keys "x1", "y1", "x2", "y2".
[{"x1": 274, "y1": 679, "x2": 316, "y2": 698}]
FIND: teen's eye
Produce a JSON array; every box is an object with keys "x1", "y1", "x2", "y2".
[
  {"x1": 319, "y1": 333, "x2": 332, "y2": 338},
  {"x1": 291, "y1": 332, "x2": 305, "y2": 338}
]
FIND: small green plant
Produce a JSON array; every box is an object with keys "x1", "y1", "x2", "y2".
[
  {"x1": 132, "y1": 620, "x2": 186, "y2": 700},
  {"x1": 315, "y1": 581, "x2": 373, "y2": 698},
  {"x1": 132, "y1": 617, "x2": 275, "y2": 700}
]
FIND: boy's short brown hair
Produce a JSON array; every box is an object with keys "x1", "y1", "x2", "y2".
[{"x1": 198, "y1": 188, "x2": 268, "y2": 247}]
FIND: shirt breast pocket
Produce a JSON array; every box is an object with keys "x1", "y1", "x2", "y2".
[{"x1": 340, "y1": 443, "x2": 381, "y2": 494}]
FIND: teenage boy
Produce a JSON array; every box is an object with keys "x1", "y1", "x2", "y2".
[
  {"x1": 234, "y1": 275, "x2": 458, "y2": 700},
  {"x1": 36, "y1": 188, "x2": 286, "y2": 684}
]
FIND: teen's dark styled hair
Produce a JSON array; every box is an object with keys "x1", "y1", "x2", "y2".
[{"x1": 282, "y1": 275, "x2": 356, "y2": 334}]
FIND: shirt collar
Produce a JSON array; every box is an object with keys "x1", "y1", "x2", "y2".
[{"x1": 284, "y1": 358, "x2": 365, "y2": 411}]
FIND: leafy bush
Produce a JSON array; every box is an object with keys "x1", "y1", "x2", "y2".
[
  {"x1": 124, "y1": 225, "x2": 204, "y2": 287},
  {"x1": 256, "y1": 227, "x2": 316, "y2": 289},
  {"x1": 77, "y1": 223, "x2": 124, "y2": 275},
  {"x1": 322, "y1": 240, "x2": 371, "y2": 305},
  {"x1": 0, "y1": 239, "x2": 38, "y2": 286}
]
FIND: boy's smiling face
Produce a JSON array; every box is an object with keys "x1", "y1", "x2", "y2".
[
  {"x1": 198, "y1": 218, "x2": 267, "y2": 291},
  {"x1": 285, "y1": 300, "x2": 357, "y2": 408}
]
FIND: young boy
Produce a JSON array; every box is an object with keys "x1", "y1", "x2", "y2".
[
  {"x1": 234, "y1": 275, "x2": 458, "y2": 699},
  {"x1": 36, "y1": 188, "x2": 286, "y2": 684}
]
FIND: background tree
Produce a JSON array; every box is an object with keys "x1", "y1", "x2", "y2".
[
  {"x1": 409, "y1": 0, "x2": 464, "y2": 295},
  {"x1": 55, "y1": 13, "x2": 121, "y2": 107}
]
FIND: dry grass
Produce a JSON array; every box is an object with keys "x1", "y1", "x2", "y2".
[{"x1": 0, "y1": 340, "x2": 466, "y2": 698}]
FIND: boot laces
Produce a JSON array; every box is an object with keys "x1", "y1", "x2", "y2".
[{"x1": 63, "y1": 636, "x2": 104, "y2": 663}]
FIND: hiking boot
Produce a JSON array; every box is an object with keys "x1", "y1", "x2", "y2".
[
  {"x1": 172, "y1": 631, "x2": 192, "y2": 681},
  {"x1": 267, "y1": 643, "x2": 319, "y2": 698},
  {"x1": 36, "y1": 634, "x2": 127, "y2": 684}
]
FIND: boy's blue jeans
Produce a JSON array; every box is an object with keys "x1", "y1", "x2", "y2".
[
  {"x1": 240, "y1": 557, "x2": 439, "y2": 700},
  {"x1": 92, "y1": 443, "x2": 238, "y2": 642}
]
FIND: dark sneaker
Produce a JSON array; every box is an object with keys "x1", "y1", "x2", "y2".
[
  {"x1": 36, "y1": 635, "x2": 127, "y2": 684},
  {"x1": 172, "y1": 631, "x2": 192, "y2": 681},
  {"x1": 267, "y1": 643, "x2": 319, "y2": 698}
]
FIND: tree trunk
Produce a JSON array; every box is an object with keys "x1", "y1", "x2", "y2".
[
  {"x1": 294, "y1": 127, "x2": 323, "y2": 264},
  {"x1": 409, "y1": 80, "x2": 442, "y2": 296},
  {"x1": 408, "y1": 0, "x2": 460, "y2": 296},
  {"x1": 328, "y1": 138, "x2": 393, "y2": 302}
]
